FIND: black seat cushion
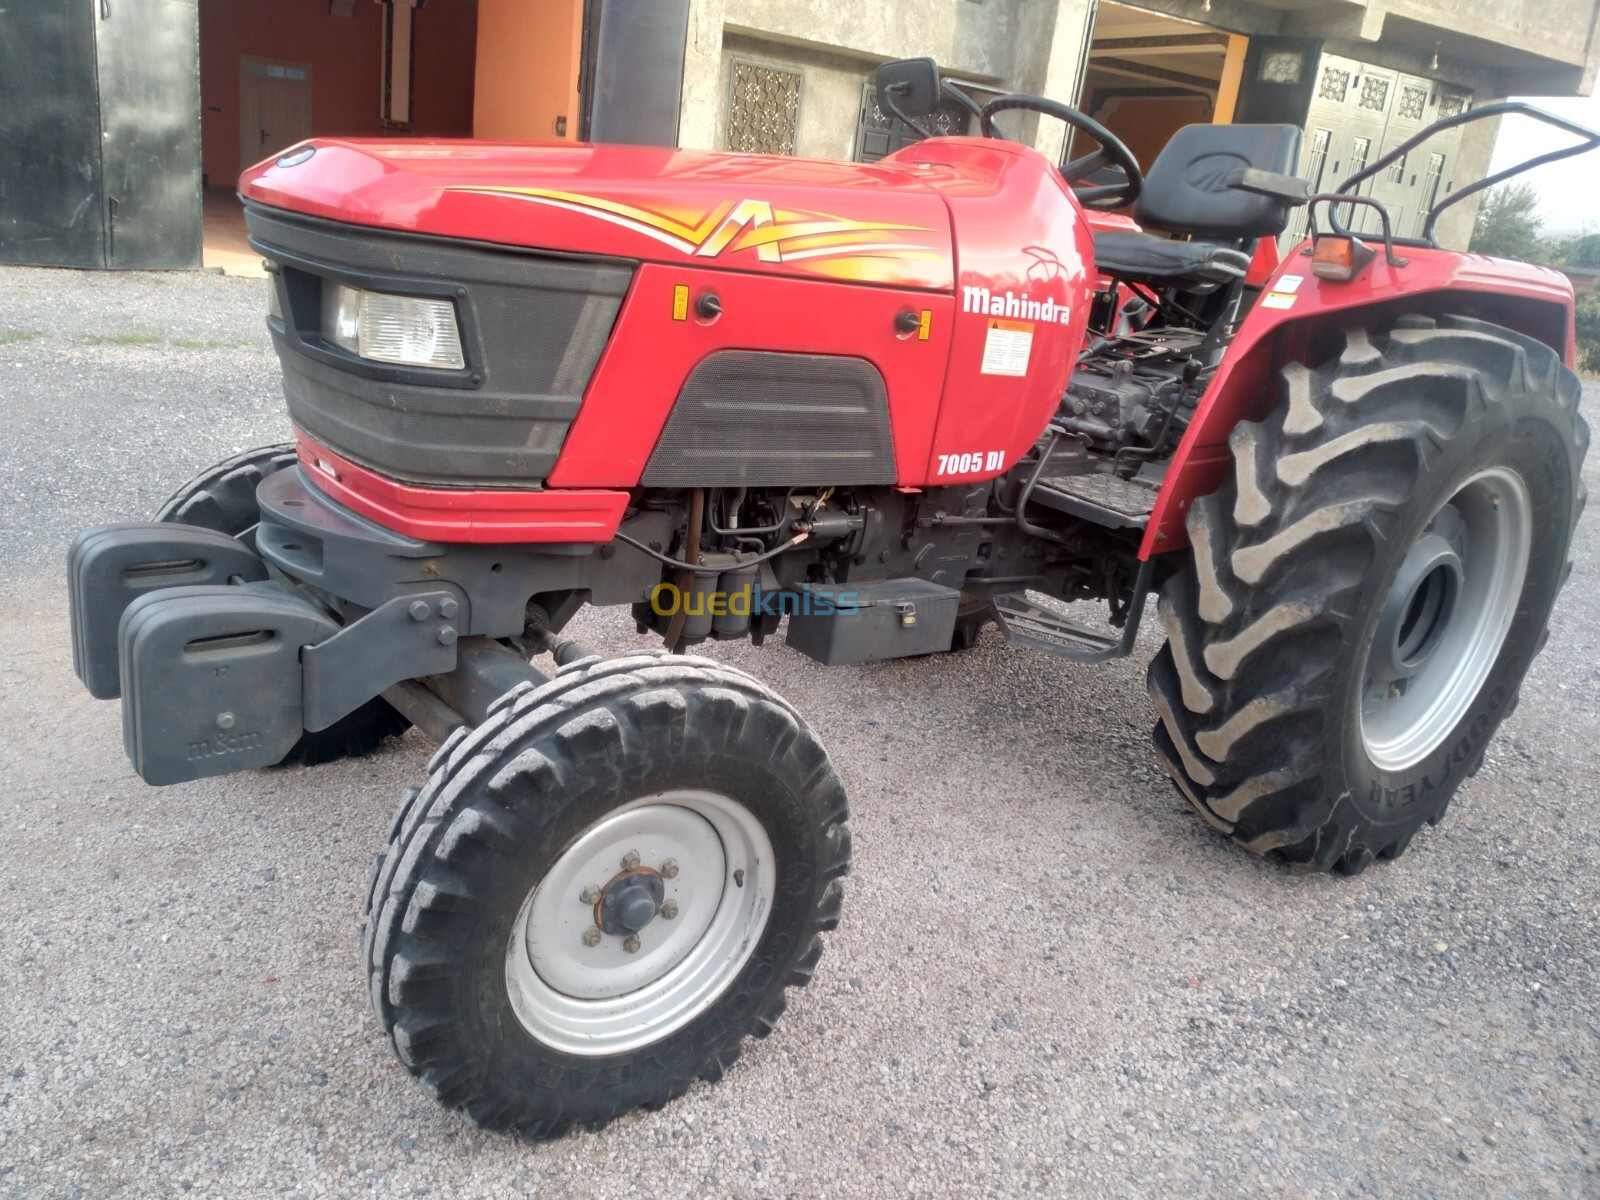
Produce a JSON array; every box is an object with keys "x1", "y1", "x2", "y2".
[
  {"x1": 1134, "y1": 123, "x2": 1304, "y2": 240},
  {"x1": 1092, "y1": 230, "x2": 1251, "y2": 292}
]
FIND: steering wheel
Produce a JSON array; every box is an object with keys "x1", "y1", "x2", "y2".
[{"x1": 980, "y1": 95, "x2": 1143, "y2": 210}]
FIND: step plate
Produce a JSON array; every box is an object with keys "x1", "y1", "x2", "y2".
[
  {"x1": 1032, "y1": 471, "x2": 1158, "y2": 530},
  {"x1": 991, "y1": 592, "x2": 1122, "y2": 662}
]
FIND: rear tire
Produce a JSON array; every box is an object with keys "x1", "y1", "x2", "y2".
[
  {"x1": 156, "y1": 444, "x2": 410, "y2": 766},
  {"x1": 1150, "y1": 317, "x2": 1587, "y2": 873},
  {"x1": 362, "y1": 651, "x2": 851, "y2": 1138}
]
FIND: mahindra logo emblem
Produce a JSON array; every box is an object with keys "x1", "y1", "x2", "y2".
[{"x1": 1024, "y1": 245, "x2": 1063, "y2": 282}]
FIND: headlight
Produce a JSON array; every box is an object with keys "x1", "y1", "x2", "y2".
[{"x1": 320, "y1": 280, "x2": 465, "y2": 370}]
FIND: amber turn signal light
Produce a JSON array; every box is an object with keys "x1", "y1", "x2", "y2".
[{"x1": 1311, "y1": 235, "x2": 1378, "y2": 283}]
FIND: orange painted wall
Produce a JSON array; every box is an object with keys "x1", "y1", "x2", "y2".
[
  {"x1": 473, "y1": 0, "x2": 583, "y2": 142},
  {"x1": 199, "y1": 0, "x2": 477, "y2": 187}
]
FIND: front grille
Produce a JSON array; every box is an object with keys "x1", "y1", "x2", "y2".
[
  {"x1": 246, "y1": 205, "x2": 634, "y2": 486},
  {"x1": 642, "y1": 351, "x2": 896, "y2": 486}
]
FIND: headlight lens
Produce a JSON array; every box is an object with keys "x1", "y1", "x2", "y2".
[{"x1": 320, "y1": 280, "x2": 465, "y2": 370}]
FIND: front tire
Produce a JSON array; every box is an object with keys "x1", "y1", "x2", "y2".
[
  {"x1": 1150, "y1": 317, "x2": 1587, "y2": 873},
  {"x1": 155, "y1": 444, "x2": 410, "y2": 765},
  {"x1": 363, "y1": 651, "x2": 851, "y2": 1137}
]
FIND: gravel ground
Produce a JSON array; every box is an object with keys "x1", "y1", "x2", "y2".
[{"x1": 0, "y1": 264, "x2": 1596, "y2": 1199}]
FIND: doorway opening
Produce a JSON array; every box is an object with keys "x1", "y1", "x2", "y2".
[
  {"x1": 1081, "y1": 2, "x2": 1248, "y2": 177},
  {"x1": 240, "y1": 58, "x2": 314, "y2": 173},
  {"x1": 198, "y1": 0, "x2": 480, "y2": 275}
]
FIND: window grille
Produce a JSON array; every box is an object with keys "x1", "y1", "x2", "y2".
[
  {"x1": 1318, "y1": 67, "x2": 1349, "y2": 103},
  {"x1": 855, "y1": 85, "x2": 968, "y2": 163},
  {"x1": 727, "y1": 62, "x2": 802, "y2": 155}
]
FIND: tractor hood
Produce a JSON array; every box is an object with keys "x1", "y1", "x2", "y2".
[{"x1": 241, "y1": 139, "x2": 959, "y2": 291}]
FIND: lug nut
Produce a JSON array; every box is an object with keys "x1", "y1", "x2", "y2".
[
  {"x1": 623, "y1": 935, "x2": 641, "y2": 953},
  {"x1": 660, "y1": 900, "x2": 679, "y2": 920},
  {"x1": 437, "y1": 627, "x2": 458, "y2": 646},
  {"x1": 580, "y1": 885, "x2": 601, "y2": 905},
  {"x1": 660, "y1": 858, "x2": 679, "y2": 879},
  {"x1": 621, "y1": 850, "x2": 640, "y2": 870},
  {"x1": 581, "y1": 927, "x2": 602, "y2": 947},
  {"x1": 438, "y1": 597, "x2": 459, "y2": 618},
  {"x1": 408, "y1": 600, "x2": 431, "y2": 622}
]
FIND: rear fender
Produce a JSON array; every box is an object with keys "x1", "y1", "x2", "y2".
[{"x1": 1140, "y1": 241, "x2": 1576, "y2": 559}]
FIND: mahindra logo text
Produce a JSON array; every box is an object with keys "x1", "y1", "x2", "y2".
[{"x1": 962, "y1": 286, "x2": 1074, "y2": 325}]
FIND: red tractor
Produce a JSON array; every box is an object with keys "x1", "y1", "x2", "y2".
[{"x1": 68, "y1": 58, "x2": 1597, "y2": 1137}]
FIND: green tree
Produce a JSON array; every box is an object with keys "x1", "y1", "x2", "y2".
[
  {"x1": 1574, "y1": 291, "x2": 1600, "y2": 376},
  {"x1": 1566, "y1": 233, "x2": 1600, "y2": 269},
  {"x1": 1469, "y1": 182, "x2": 1546, "y2": 261}
]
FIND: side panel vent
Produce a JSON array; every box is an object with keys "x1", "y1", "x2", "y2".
[{"x1": 641, "y1": 351, "x2": 896, "y2": 487}]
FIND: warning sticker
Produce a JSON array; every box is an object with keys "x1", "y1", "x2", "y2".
[
  {"x1": 1275, "y1": 273, "x2": 1304, "y2": 293},
  {"x1": 980, "y1": 318, "x2": 1033, "y2": 376},
  {"x1": 1260, "y1": 291, "x2": 1298, "y2": 310}
]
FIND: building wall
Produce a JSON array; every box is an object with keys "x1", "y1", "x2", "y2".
[
  {"x1": 473, "y1": 0, "x2": 584, "y2": 141},
  {"x1": 199, "y1": 0, "x2": 477, "y2": 187},
  {"x1": 680, "y1": 0, "x2": 1590, "y2": 250},
  {"x1": 681, "y1": 0, "x2": 1097, "y2": 161},
  {"x1": 414, "y1": 0, "x2": 482, "y2": 138},
  {"x1": 1391, "y1": 0, "x2": 1599, "y2": 64}
]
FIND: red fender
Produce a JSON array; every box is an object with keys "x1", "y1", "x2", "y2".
[{"x1": 1139, "y1": 242, "x2": 1577, "y2": 559}]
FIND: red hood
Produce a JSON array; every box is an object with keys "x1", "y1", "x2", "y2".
[{"x1": 241, "y1": 138, "x2": 966, "y2": 290}]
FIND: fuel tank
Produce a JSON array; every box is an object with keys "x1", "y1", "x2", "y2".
[{"x1": 241, "y1": 137, "x2": 1094, "y2": 490}]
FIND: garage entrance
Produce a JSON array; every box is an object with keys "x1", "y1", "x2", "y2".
[
  {"x1": 199, "y1": 0, "x2": 479, "y2": 274},
  {"x1": 2, "y1": 0, "x2": 696, "y2": 271},
  {"x1": 1081, "y1": 1, "x2": 1249, "y2": 174}
]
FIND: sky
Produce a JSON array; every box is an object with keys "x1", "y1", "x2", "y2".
[{"x1": 1488, "y1": 87, "x2": 1600, "y2": 235}]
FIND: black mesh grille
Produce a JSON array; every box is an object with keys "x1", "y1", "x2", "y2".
[
  {"x1": 641, "y1": 351, "x2": 896, "y2": 487},
  {"x1": 246, "y1": 205, "x2": 633, "y2": 486}
]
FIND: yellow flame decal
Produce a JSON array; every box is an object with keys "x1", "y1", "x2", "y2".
[{"x1": 448, "y1": 186, "x2": 941, "y2": 273}]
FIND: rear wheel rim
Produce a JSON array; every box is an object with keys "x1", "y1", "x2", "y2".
[
  {"x1": 505, "y1": 790, "x2": 775, "y2": 1057},
  {"x1": 1360, "y1": 466, "x2": 1532, "y2": 771}
]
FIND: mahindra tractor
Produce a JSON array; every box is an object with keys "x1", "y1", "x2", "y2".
[{"x1": 67, "y1": 57, "x2": 1598, "y2": 1136}]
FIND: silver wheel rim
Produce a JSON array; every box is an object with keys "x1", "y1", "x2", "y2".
[
  {"x1": 1360, "y1": 466, "x2": 1532, "y2": 771},
  {"x1": 505, "y1": 790, "x2": 775, "y2": 1057}
]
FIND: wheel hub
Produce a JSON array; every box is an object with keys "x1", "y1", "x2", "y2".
[
  {"x1": 1360, "y1": 467, "x2": 1532, "y2": 771},
  {"x1": 1373, "y1": 530, "x2": 1463, "y2": 680},
  {"x1": 596, "y1": 868, "x2": 665, "y2": 935},
  {"x1": 505, "y1": 790, "x2": 776, "y2": 1056}
]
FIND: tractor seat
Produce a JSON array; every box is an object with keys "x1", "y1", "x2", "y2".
[
  {"x1": 1091, "y1": 123, "x2": 1304, "y2": 294},
  {"x1": 1091, "y1": 231, "x2": 1251, "y2": 291}
]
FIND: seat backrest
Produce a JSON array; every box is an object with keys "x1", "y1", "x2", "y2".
[{"x1": 1133, "y1": 123, "x2": 1304, "y2": 241}]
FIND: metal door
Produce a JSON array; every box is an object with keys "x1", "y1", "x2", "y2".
[
  {"x1": 581, "y1": 0, "x2": 691, "y2": 146},
  {"x1": 240, "y1": 60, "x2": 314, "y2": 173},
  {"x1": 97, "y1": 0, "x2": 202, "y2": 269},
  {"x1": 0, "y1": 2, "x2": 106, "y2": 267},
  {"x1": 1364, "y1": 74, "x2": 1434, "y2": 238}
]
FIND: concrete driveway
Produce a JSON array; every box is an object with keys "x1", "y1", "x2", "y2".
[{"x1": 1, "y1": 265, "x2": 1596, "y2": 1198}]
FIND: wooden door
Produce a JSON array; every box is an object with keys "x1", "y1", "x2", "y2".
[{"x1": 240, "y1": 58, "x2": 312, "y2": 173}]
